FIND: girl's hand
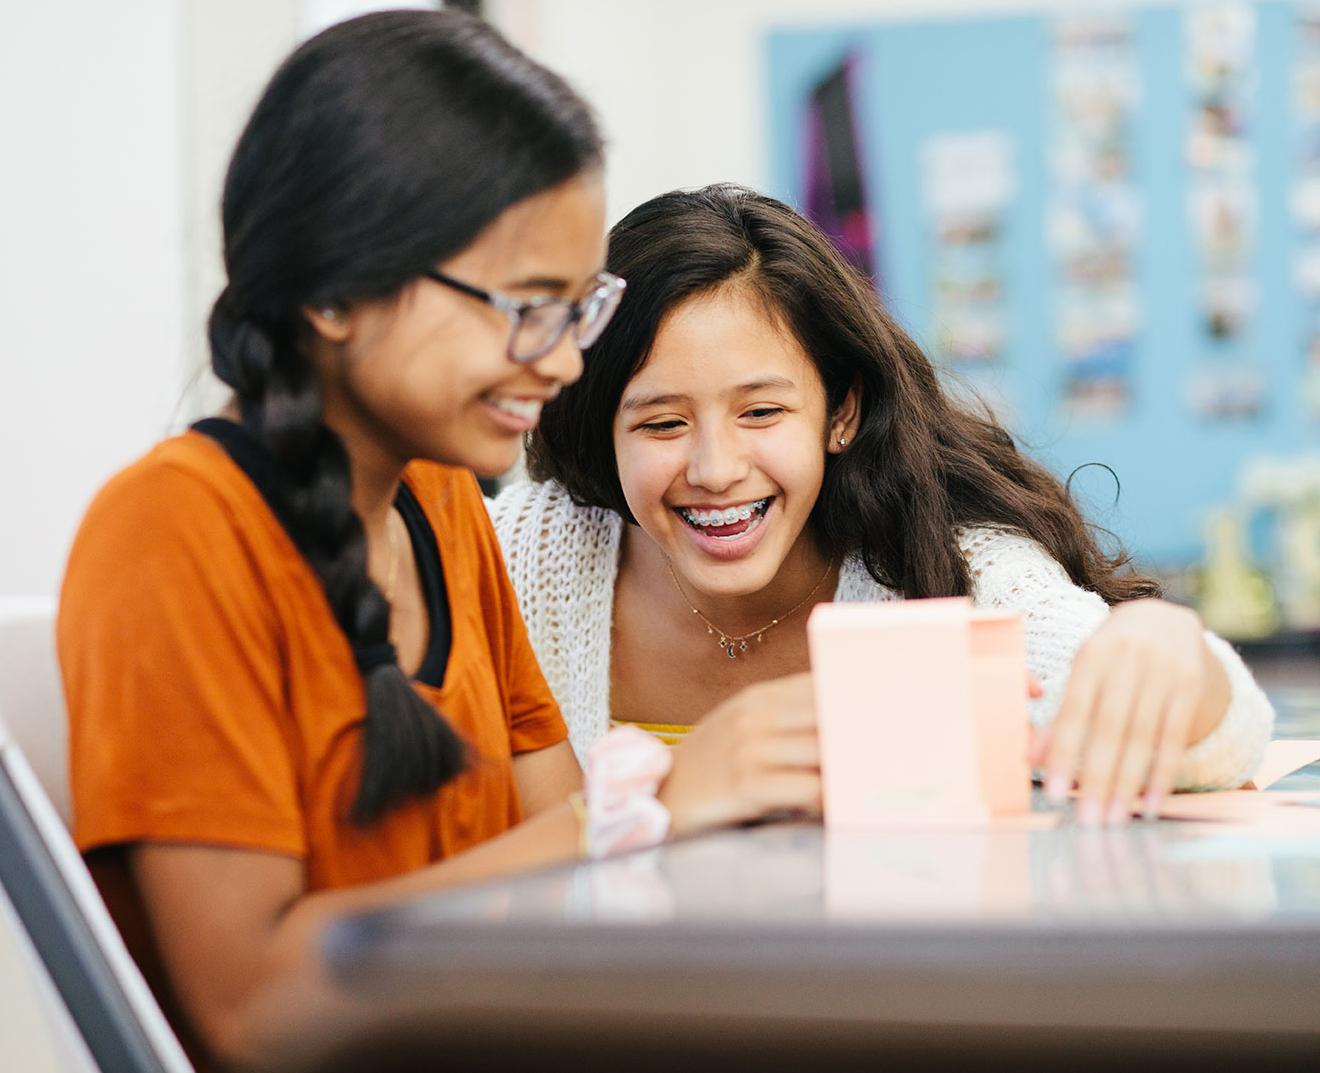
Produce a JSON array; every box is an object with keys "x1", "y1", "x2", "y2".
[
  {"x1": 1033, "y1": 599, "x2": 1230, "y2": 825},
  {"x1": 659, "y1": 673, "x2": 821, "y2": 837}
]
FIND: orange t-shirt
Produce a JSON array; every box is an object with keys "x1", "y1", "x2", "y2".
[{"x1": 59, "y1": 431, "x2": 567, "y2": 892}]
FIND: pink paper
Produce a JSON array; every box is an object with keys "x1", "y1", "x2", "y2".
[
  {"x1": 1246, "y1": 739, "x2": 1320, "y2": 791},
  {"x1": 1153, "y1": 788, "x2": 1320, "y2": 834},
  {"x1": 808, "y1": 598, "x2": 1032, "y2": 829},
  {"x1": 969, "y1": 610, "x2": 1031, "y2": 817}
]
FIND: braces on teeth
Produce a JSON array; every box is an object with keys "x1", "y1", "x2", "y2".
[{"x1": 680, "y1": 498, "x2": 770, "y2": 528}]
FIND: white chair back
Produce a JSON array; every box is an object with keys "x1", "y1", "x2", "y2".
[
  {"x1": 0, "y1": 604, "x2": 193, "y2": 1073},
  {"x1": 0, "y1": 860, "x2": 99, "y2": 1073},
  {"x1": 0, "y1": 598, "x2": 71, "y2": 824}
]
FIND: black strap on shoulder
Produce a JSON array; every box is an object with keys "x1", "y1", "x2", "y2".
[
  {"x1": 394, "y1": 480, "x2": 452, "y2": 688},
  {"x1": 191, "y1": 417, "x2": 301, "y2": 536},
  {"x1": 191, "y1": 418, "x2": 451, "y2": 687}
]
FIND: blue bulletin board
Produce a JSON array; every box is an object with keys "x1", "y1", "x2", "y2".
[{"x1": 766, "y1": 2, "x2": 1320, "y2": 567}]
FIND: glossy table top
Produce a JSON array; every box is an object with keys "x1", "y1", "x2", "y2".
[
  {"x1": 335, "y1": 688, "x2": 1320, "y2": 935},
  {"x1": 339, "y1": 806, "x2": 1320, "y2": 933},
  {"x1": 300, "y1": 689, "x2": 1320, "y2": 1072}
]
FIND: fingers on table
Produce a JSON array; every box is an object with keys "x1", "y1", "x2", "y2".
[
  {"x1": 750, "y1": 769, "x2": 823, "y2": 815},
  {"x1": 1048, "y1": 649, "x2": 1182, "y2": 826},
  {"x1": 749, "y1": 674, "x2": 817, "y2": 733},
  {"x1": 752, "y1": 730, "x2": 821, "y2": 771},
  {"x1": 1073, "y1": 668, "x2": 1143, "y2": 825},
  {"x1": 1143, "y1": 690, "x2": 1197, "y2": 820},
  {"x1": 1106, "y1": 676, "x2": 1170, "y2": 824},
  {"x1": 1028, "y1": 722, "x2": 1051, "y2": 768},
  {"x1": 1044, "y1": 652, "x2": 1105, "y2": 802}
]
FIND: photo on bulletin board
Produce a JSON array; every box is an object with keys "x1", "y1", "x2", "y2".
[
  {"x1": 1183, "y1": 2, "x2": 1266, "y2": 421},
  {"x1": 1294, "y1": 4, "x2": 1320, "y2": 420},
  {"x1": 1049, "y1": 12, "x2": 1142, "y2": 420},
  {"x1": 765, "y1": 0, "x2": 1320, "y2": 571},
  {"x1": 921, "y1": 131, "x2": 1013, "y2": 370},
  {"x1": 802, "y1": 53, "x2": 878, "y2": 283}
]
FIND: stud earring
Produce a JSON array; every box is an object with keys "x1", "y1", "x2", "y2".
[
  {"x1": 837, "y1": 434, "x2": 848, "y2": 447},
  {"x1": 321, "y1": 307, "x2": 338, "y2": 321}
]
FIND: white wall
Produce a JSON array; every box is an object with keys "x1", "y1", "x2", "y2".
[
  {"x1": 486, "y1": 0, "x2": 1104, "y2": 225},
  {"x1": 0, "y1": 2, "x2": 308, "y2": 599},
  {"x1": 0, "y1": 0, "x2": 1092, "y2": 599},
  {"x1": 181, "y1": 2, "x2": 438, "y2": 412},
  {"x1": 182, "y1": 0, "x2": 302, "y2": 416},
  {"x1": 0, "y1": 2, "x2": 188, "y2": 598}
]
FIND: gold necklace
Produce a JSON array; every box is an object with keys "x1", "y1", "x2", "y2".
[{"x1": 665, "y1": 557, "x2": 835, "y2": 659}]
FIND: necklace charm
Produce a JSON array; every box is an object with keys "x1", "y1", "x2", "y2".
[
  {"x1": 718, "y1": 636, "x2": 749, "y2": 659},
  {"x1": 667, "y1": 557, "x2": 835, "y2": 660}
]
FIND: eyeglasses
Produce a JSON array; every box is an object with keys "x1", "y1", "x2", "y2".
[{"x1": 423, "y1": 268, "x2": 627, "y2": 364}]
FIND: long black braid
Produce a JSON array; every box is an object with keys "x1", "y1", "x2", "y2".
[{"x1": 207, "y1": 9, "x2": 602, "y2": 823}]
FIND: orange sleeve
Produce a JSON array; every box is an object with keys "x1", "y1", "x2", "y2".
[
  {"x1": 500, "y1": 574, "x2": 570, "y2": 755},
  {"x1": 59, "y1": 460, "x2": 306, "y2": 858},
  {"x1": 455, "y1": 473, "x2": 567, "y2": 756}
]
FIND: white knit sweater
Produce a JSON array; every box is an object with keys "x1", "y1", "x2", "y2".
[{"x1": 489, "y1": 479, "x2": 1272, "y2": 791}]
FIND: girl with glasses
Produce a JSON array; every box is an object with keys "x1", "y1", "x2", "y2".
[
  {"x1": 492, "y1": 183, "x2": 1273, "y2": 830},
  {"x1": 57, "y1": 16, "x2": 818, "y2": 1068}
]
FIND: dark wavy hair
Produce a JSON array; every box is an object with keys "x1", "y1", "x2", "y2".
[
  {"x1": 528, "y1": 184, "x2": 1158, "y2": 605},
  {"x1": 208, "y1": 9, "x2": 602, "y2": 824}
]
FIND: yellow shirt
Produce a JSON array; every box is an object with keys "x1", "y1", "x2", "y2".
[{"x1": 608, "y1": 718, "x2": 691, "y2": 748}]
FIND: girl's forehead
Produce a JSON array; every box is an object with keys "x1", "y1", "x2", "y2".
[
  {"x1": 449, "y1": 172, "x2": 607, "y2": 287},
  {"x1": 655, "y1": 283, "x2": 784, "y2": 337},
  {"x1": 642, "y1": 291, "x2": 812, "y2": 378},
  {"x1": 621, "y1": 341, "x2": 823, "y2": 413}
]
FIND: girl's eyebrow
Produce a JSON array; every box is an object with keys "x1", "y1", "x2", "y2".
[
  {"x1": 501, "y1": 275, "x2": 572, "y2": 294},
  {"x1": 503, "y1": 264, "x2": 609, "y2": 296},
  {"x1": 734, "y1": 376, "x2": 797, "y2": 395},
  {"x1": 620, "y1": 391, "x2": 687, "y2": 412},
  {"x1": 620, "y1": 376, "x2": 798, "y2": 412}
]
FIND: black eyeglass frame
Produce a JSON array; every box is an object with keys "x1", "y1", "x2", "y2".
[{"x1": 422, "y1": 268, "x2": 627, "y2": 363}]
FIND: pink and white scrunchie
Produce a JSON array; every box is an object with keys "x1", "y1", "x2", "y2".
[{"x1": 580, "y1": 725, "x2": 674, "y2": 858}]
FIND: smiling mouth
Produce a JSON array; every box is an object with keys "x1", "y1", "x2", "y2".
[
  {"x1": 675, "y1": 497, "x2": 772, "y2": 540},
  {"x1": 484, "y1": 395, "x2": 544, "y2": 422}
]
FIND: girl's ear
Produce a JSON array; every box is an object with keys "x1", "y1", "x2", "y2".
[
  {"x1": 827, "y1": 383, "x2": 862, "y2": 454},
  {"x1": 302, "y1": 304, "x2": 354, "y2": 344}
]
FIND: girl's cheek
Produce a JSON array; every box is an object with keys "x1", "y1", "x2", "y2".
[
  {"x1": 615, "y1": 446, "x2": 654, "y2": 515},
  {"x1": 632, "y1": 463, "x2": 687, "y2": 528},
  {"x1": 750, "y1": 438, "x2": 825, "y2": 502},
  {"x1": 637, "y1": 460, "x2": 676, "y2": 515}
]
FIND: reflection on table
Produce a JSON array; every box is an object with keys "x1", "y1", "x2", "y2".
[
  {"x1": 405, "y1": 809, "x2": 1320, "y2": 930},
  {"x1": 288, "y1": 690, "x2": 1320, "y2": 1073}
]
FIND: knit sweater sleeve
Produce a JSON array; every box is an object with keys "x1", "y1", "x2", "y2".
[
  {"x1": 487, "y1": 480, "x2": 617, "y2": 761},
  {"x1": 960, "y1": 528, "x2": 1273, "y2": 791}
]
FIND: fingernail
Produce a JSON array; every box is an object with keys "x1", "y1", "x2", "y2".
[
  {"x1": 1045, "y1": 774, "x2": 1069, "y2": 803},
  {"x1": 1078, "y1": 797, "x2": 1103, "y2": 826},
  {"x1": 1142, "y1": 791, "x2": 1162, "y2": 822},
  {"x1": 1106, "y1": 800, "x2": 1130, "y2": 826}
]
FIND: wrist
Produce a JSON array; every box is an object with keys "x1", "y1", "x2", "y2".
[
  {"x1": 566, "y1": 791, "x2": 590, "y2": 855},
  {"x1": 655, "y1": 773, "x2": 695, "y2": 839},
  {"x1": 1189, "y1": 634, "x2": 1232, "y2": 744}
]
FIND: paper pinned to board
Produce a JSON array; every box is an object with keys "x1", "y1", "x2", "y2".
[
  {"x1": 808, "y1": 598, "x2": 1032, "y2": 830},
  {"x1": 1245, "y1": 739, "x2": 1320, "y2": 790}
]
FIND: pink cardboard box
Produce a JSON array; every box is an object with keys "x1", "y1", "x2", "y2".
[{"x1": 808, "y1": 597, "x2": 1030, "y2": 829}]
